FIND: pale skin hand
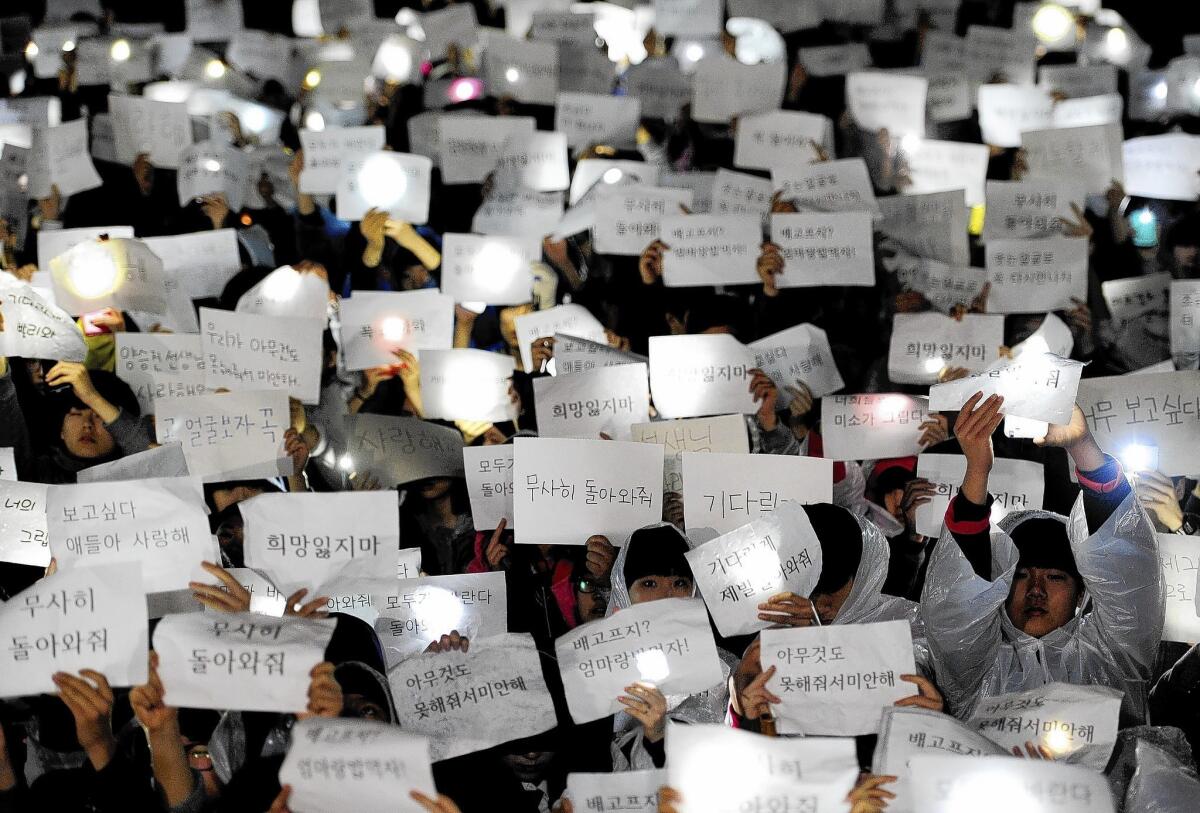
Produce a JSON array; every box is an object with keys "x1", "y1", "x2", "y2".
[
  {"x1": 1035, "y1": 404, "x2": 1107, "y2": 472},
  {"x1": 298, "y1": 662, "x2": 343, "y2": 719},
  {"x1": 848, "y1": 775, "x2": 899, "y2": 813},
  {"x1": 130, "y1": 652, "x2": 195, "y2": 808},
  {"x1": 392, "y1": 348, "x2": 423, "y2": 416},
  {"x1": 749, "y1": 368, "x2": 779, "y2": 431},
  {"x1": 484, "y1": 518, "x2": 510, "y2": 570},
  {"x1": 1013, "y1": 741, "x2": 1055, "y2": 760},
  {"x1": 410, "y1": 792, "x2": 465, "y2": 813},
  {"x1": 360, "y1": 208, "x2": 388, "y2": 268},
  {"x1": 918, "y1": 414, "x2": 949, "y2": 448},
  {"x1": 199, "y1": 194, "x2": 230, "y2": 230},
  {"x1": 740, "y1": 664, "x2": 782, "y2": 720},
  {"x1": 618, "y1": 682, "x2": 668, "y2": 742},
  {"x1": 757, "y1": 242, "x2": 785, "y2": 297},
  {"x1": 0, "y1": 723, "x2": 16, "y2": 791},
  {"x1": 901, "y1": 478, "x2": 935, "y2": 535},
  {"x1": 894, "y1": 674, "x2": 944, "y2": 712},
  {"x1": 289, "y1": 149, "x2": 317, "y2": 216},
  {"x1": 584, "y1": 535, "x2": 616, "y2": 583},
  {"x1": 1137, "y1": 470, "x2": 1184, "y2": 531},
  {"x1": 757, "y1": 591, "x2": 819, "y2": 627},
  {"x1": 45, "y1": 362, "x2": 121, "y2": 423},
  {"x1": 424, "y1": 631, "x2": 470, "y2": 654},
  {"x1": 955, "y1": 392, "x2": 1006, "y2": 505},
  {"x1": 659, "y1": 787, "x2": 682, "y2": 813},
  {"x1": 639, "y1": 240, "x2": 667, "y2": 285},
  {"x1": 53, "y1": 669, "x2": 116, "y2": 770}
]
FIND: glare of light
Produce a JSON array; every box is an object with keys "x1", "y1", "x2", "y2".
[
  {"x1": 25, "y1": 41, "x2": 38, "y2": 59},
  {"x1": 505, "y1": 67, "x2": 521, "y2": 83},
  {"x1": 144, "y1": 80, "x2": 194, "y2": 104},
  {"x1": 1031, "y1": 4, "x2": 1074, "y2": 44},
  {"x1": 412, "y1": 587, "x2": 465, "y2": 635},
  {"x1": 1103, "y1": 27, "x2": 1129, "y2": 61},
  {"x1": 204, "y1": 59, "x2": 227, "y2": 80},
  {"x1": 322, "y1": 449, "x2": 336, "y2": 465},
  {"x1": 1152, "y1": 81, "x2": 1169, "y2": 101},
  {"x1": 1044, "y1": 727, "x2": 1073, "y2": 755},
  {"x1": 602, "y1": 168, "x2": 624, "y2": 184},
  {"x1": 636, "y1": 650, "x2": 670, "y2": 683},
  {"x1": 240, "y1": 105, "x2": 268, "y2": 134},
  {"x1": 1121, "y1": 443, "x2": 1157, "y2": 472},
  {"x1": 1017, "y1": 335, "x2": 1050, "y2": 357},
  {"x1": 376, "y1": 38, "x2": 414, "y2": 82},
  {"x1": 203, "y1": 158, "x2": 221, "y2": 173},
  {"x1": 303, "y1": 68, "x2": 322, "y2": 89},
  {"x1": 357, "y1": 153, "x2": 409, "y2": 208},
  {"x1": 64, "y1": 242, "x2": 119, "y2": 299},
  {"x1": 877, "y1": 395, "x2": 911, "y2": 418},
  {"x1": 8, "y1": 69, "x2": 25, "y2": 96},
  {"x1": 1193, "y1": 78, "x2": 1200, "y2": 98},
  {"x1": 475, "y1": 243, "x2": 524, "y2": 292},
  {"x1": 395, "y1": 8, "x2": 418, "y2": 26},
  {"x1": 449, "y1": 78, "x2": 477, "y2": 102},
  {"x1": 381, "y1": 316, "x2": 409, "y2": 342},
  {"x1": 61, "y1": 40, "x2": 75, "y2": 53},
  {"x1": 901, "y1": 133, "x2": 922, "y2": 153},
  {"x1": 260, "y1": 267, "x2": 303, "y2": 302},
  {"x1": 462, "y1": 301, "x2": 487, "y2": 314},
  {"x1": 924, "y1": 358, "x2": 946, "y2": 374},
  {"x1": 304, "y1": 110, "x2": 325, "y2": 131},
  {"x1": 110, "y1": 39, "x2": 131, "y2": 62},
  {"x1": 943, "y1": 767, "x2": 1039, "y2": 813},
  {"x1": 684, "y1": 43, "x2": 704, "y2": 62},
  {"x1": 1136, "y1": 208, "x2": 1155, "y2": 226},
  {"x1": 338, "y1": 454, "x2": 354, "y2": 470}
]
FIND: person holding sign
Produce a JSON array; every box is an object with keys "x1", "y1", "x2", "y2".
[{"x1": 922, "y1": 393, "x2": 1163, "y2": 721}]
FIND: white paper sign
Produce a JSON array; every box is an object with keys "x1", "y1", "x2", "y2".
[
  {"x1": 200, "y1": 307, "x2": 324, "y2": 403},
  {"x1": 242, "y1": 491, "x2": 400, "y2": 594},
  {"x1": 176, "y1": 141, "x2": 250, "y2": 210},
  {"x1": 1052, "y1": 93, "x2": 1124, "y2": 129},
  {"x1": 902, "y1": 139, "x2": 990, "y2": 207},
  {"x1": 1039, "y1": 64, "x2": 1118, "y2": 100},
  {"x1": 0, "y1": 448, "x2": 16, "y2": 481},
  {"x1": 660, "y1": 214, "x2": 762, "y2": 287},
  {"x1": 345, "y1": 414, "x2": 465, "y2": 487},
  {"x1": 623, "y1": 58, "x2": 692, "y2": 122},
  {"x1": 493, "y1": 131, "x2": 569, "y2": 193},
  {"x1": 186, "y1": 0, "x2": 243, "y2": 42},
  {"x1": 686, "y1": 502, "x2": 823, "y2": 637},
  {"x1": 654, "y1": 0, "x2": 722, "y2": 36},
  {"x1": 235, "y1": 267, "x2": 329, "y2": 321},
  {"x1": 749, "y1": 324, "x2": 845, "y2": 401},
  {"x1": 1021, "y1": 123, "x2": 1124, "y2": 196},
  {"x1": 554, "y1": 333, "x2": 648, "y2": 376},
  {"x1": 534, "y1": 363, "x2": 649, "y2": 440},
  {"x1": 1102, "y1": 273, "x2": 1170, "y2": 337},
  {"x1": 0, "y1": 479, "x2": 50, "y2": 567},
  {"x1": 914, "y1": 454, "x2": 1045, "y2": 537},
  {"x1": 298, "y1": 125, "x2": 386, "y2": 194},
  {"x1": 798, "y1": 43, "x2": 872, "y2": 77},
  {"x1": 690, "y1": 56, "x2": 786, "y2": 125},
  {"x1": 370, "y1": 572, "x2": 508, "y2": 661},
  {"x1": 0, "y1": 273, "x2": 87, "y2": 362},
  {"x1": 46, "y1": 476, "x2": 215, "y2": 593},
  {"x1": 108, "y1": 94, "x2": 192, "y2": 169},
  {"x1": 887, "y1": 313, "x2": 1004, "y2": 385},
  {"x1": 846, "y1": 72, "x2": 928, "y2": 137},
  {"x1": 464, "y1": 446, "x2": 514, "y2": 530},
  {"x1": 438, "y1": 115, "x2": 537, "y2": 185},
  {"x1": 75, "y1": 443, "x2": 191, "y2": 485},
  {"x1": 977, "y1": 85, "x2": 1053, "y2": 148},
  {"x1": 969, "y1": 682, "x2": 1122, "y2": 768},
  {"x1": 336, "y1": 151, "x2": 433, "y2": 224},
  {"x1": 649, "y1": 334, "x2": 756, "y2": 419},
  {"x1": 734, "y1": 110, "x2": 829, "y2": 173},
  {"x1": 49, "y1": 237, "x2": 168, "y2": 317},
  {"x1": 928, "y1": 353, "x2": 1084, "y2": 424},
  {"x1": 1159, "y1": 533, "x2": 1200, "y2": 644},
  {"x1": 567, "y1": 770, "x2": 664, "y2": 813},
  {"x1": 1171, "y1": 280, "x2": 1200, "y2": 359},
  {"x1": 391, "y1": 633, "x2": 558, "y2": 761},
  {"x1": 419, "y1": 348, "x2": 516, "y2": 423},
  {"x1": 155, "y1": 390, "x2": 289, "y2": 482},
  {"x1": 0, "y1": 564, "x2": 148, "y2": 698},
  {"x1": 1076, "y1": 372, "x2": 1200, "y2": 476},
  {"x1": 514, "y1": 303, "x2": 606, "y2": 373},
  {"x1": 593, "y1": 185, "x2": 693, "y2": 256},
  {"x1": 682, "y1": 452, "x2": 833, "y2": 543},
  {"x1": 142, "y1": 229, "x2": 242, "y2": 301},
  {"x1": 773, "y1": 158, "x2": 881, "y2": 217},
  {"x1": 28, "y1": 118, "x2": 101, "y2": 198},
  {"x1": 763, "y1": 620, "x2": 916, "y2": 735},
  {"x1": 885, "y1": 255, "x2": 986, "y2": 315},
  {"x1": 983, "y1": 180, "x2": 1085, "y2": 241},
  {"x1": 340, "y1": 290, "x2": 455, "y2": 371},
  {"x1": 1122, "y1": 133, "x2": 1200, "y2": 201},
  {"x1": 631, "y1": 415, "x2": 749, "y2": 493},
  {"x1": 280, "y1": 718, "x2": 436, "y2": 813},
  {"x1": 878, "y1": 190, "x2": 969, "y2": 266},
  {"x1": 115, "y1": 333, "x2": 208, "y2": 414},
  {"x1": 821, "y1": 394, "x2": 929, "y2": 462},
  {"x1": 554, "y1": 597, "x2": 723, "y2": 723},
  {"x1": 440, "y1": 233, "x2": 537, "y2": 305},
  {"x1": 711, "y1": 168, "x2": 774, "y2": 225},
  {"x1": 910, "y1": 755, "x2": 1116, "y2": 813},
  {"x1": 770, "y1": 212, "x2": 874, "y2": 287},
  {"x1": 555, "y1": 92, "x2": 640, "y2": 150},
  {"x1": 420, "y1": 4, "x2": 478, "y2": 60},
  {"x1": 472, "y1": 188, "x2": 565, "y2": 238},
  {"x1": 482, "y1": 36, "x2": 558, "y2": 105},
  {"x1": 667, "y1": 723, "x2": 860, "y2": 813},
  {"x1": 153, "y1": 612, "x2": 335, "y2": 713},
  {"x1": 512, "y1": 437, "x2": 663, "y2": 546}
]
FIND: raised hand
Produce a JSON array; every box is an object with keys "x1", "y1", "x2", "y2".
[
  {"x1": 53, "y1": 669, "x2": 116, "y2": 770},
  {"x1": 894, "y1": 674, "x2": 944, "y2": 712},
  {"x1": 189, "y1": 560, "x2": 251, "y2": 612},
  {"x1": 739, "y1": 664, "x2": 782, "y2": 721}
]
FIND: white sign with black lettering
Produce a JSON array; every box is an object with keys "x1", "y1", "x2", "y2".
[
  {"x1": 928, "y1": 353, "x2": 1084, "y2": 425},
  {"x1": 888, "y1": 313, "x2": 1005, "y2": 385},
  {"x1": 115, "y1": 333, "x2": 207, "y2": 414},
  {"x1": 533, "y1": 363, "x2": 649, "y2": 440},
  {"x1": 419, "y1": 349, "x2": 516, "y2": 423},
  {"x1": 440, "y1": 233, "x2": 538, "y2": 306},
  {"x1": 554, "y1": 92, "x2": 641, "y2": 150},
  {"x1": 1021, "y1": 123, "x2": 1124, "y2": 197},
  {"x1": 108, "y1": 94, "x2": 193, "y2": 169},
  {"x1": 659, "y1": 213, "x2": 762, "y2": 287},
  {"x1": 770, "y1": 212, "x2": 874, "y2": 287},
  {"x1": 594, "y1": 185, "x2": 693, "y2": 256},
  {"x1": 820, "y1": 394, "x2": 929, "y2": 462},
  {"x1": 200, "y1": 306, "x2": 324, "y2": 403},
  {"x1": 983, "y1": 181, "x2": 1085, "y2": 241},
  {"x1": 910, "y1": 755, "x2": 1116, "y2": 813},
  {"x1": 1159, "y1": 533, "x2": 1200, "y2": 644},
  {"x1": 464, "y1": 446, "x2": 514, "y2": 531},
  {"x1": 371, "y1": 572, "x2": 508, "y2": 663},
  {"x1": 914, "y1": 455, "x2": 1045, "y2": 538},
  {"x1": 438, "y1": 115, "x2": 537, "y2": 185},
  {"x1": 0, "y1": 480, "x2": 50, "y2": 567},
  {"x1": 846, "y1": 72, "x2": 927, "y2": 137},
  {"x1": 648, "y1": 334, "x2": 756, "y2": 420},
  {"x1": 339, "y1": 290, "x2": 455, "y2": 370},
  {"x1": 514, "y1": 304, "x2": 607, "y2": 373},
  {"x1": 734, "y1": 110, "x2": 829, "y2": 172},
  {"x1": 690, "y1": 56, "x2": 786, "y2": 125},
  {"x1": 298, "y1": 125, "x2": 386, "y2": 194},
  {"x1": 976, "y1": 85, "x2": 1053, "y2": 148},
  {"x1": 749, "y1": 323, "x2": 845, "y2": 401},
  {"x1": 155, "y1": 390, "x2": 289, "y2": 482},
  {"x1": 1076, "y1": 371, "x2": 1200, "y2": 477}
]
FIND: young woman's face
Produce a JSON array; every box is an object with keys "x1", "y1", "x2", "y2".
[
  {"x1": 61, "y1": 407, "x2": 115, "y2": 458},
  {"x1": 628, "y1": 574, "x2": 693, "y2": 604}
]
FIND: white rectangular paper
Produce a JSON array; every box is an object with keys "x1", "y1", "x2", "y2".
[
  {"x1": 464, "y1": 446, "x2": 514, "y2": 530},
  {"x1": 155, "y1": 390, "x2": 289, "y2": 482},
  {"x1": 1122, "y1": 134, "x2": 1200, "y2": 201},
  {"x1": 115, "y1": 333, "x2": 208, "y2": 414},
  {"x1": 108, "y1": 93, "x2": 192, "y2": 169},
  {"x1": 336, "y1": 151, "x2": 433, "y2": 224},
  {"x1": 659, "y1": 214, "x2": 762, "y2": 287},
  {"x1": 927, "y1": 353, "x2": 1084, "y2": 424},
  {"x1": 419, "y1": 348, "x2": 516, "y2": 423},
  {"x1": 553, "y1": 333, "x2": 648, "y2": 376},
  {"x1": 798, "y1": 43, "x2": 872, "y2": 77},
  {"x1": 514, "y1": 303, "x2": 606, "y2": 373},
  {"x1": 0, "y1": 479, "x2": 50, "y2": 567},
  {"x1": 533, "y1": 363, "x2": 649, "y2": 440},
  {"x1": 440, "y1": 233, "x2": 538, "y2": 305},
  {"x1": 593, "y1": 185, "x2": 693, "y2": 256},
  {"x1": 1159, "y1": 533, "x2": 1200, "y2": 644},
  {"x1": 28, "y1": 118, "x2": 101, "y2": 198},
  {"x1": 977, "y1": 84, "x2": 1053, "y2": 148},
  {"x1": 734, "y1": 110, "x2": 829, "y2": 173},
  {"x1": 770, "y1": 212, "x2": 874, "y2": 287},
  {"x1": 878, "y1": 190, "x2": 969, "y2": 266},
  {"x1": 983, "y1": 180, "x2": 1086, "y2": 241},
  {"x1": 773, "y1": 158, "x2": 881, "y2": 217},
  {"x1": 902, "y1": 138, "x2": 990, "y2": 207},
  {"x1": 1021, "y1": 123, "x2": 1124, "y2": 196},
  {"x1": 483, "y1": 36, "x2": 559, "y2": 106},
  {"x1": 0, "y1": 274, "x2": 87, "y2": 362},
  {"x1": 345, "y1": 414, "x2": 465, "y2": 487},
  {"x1": 370, "y1": 572, "x2": 508, "y2": 662},
  {"x1": 690, "y1": 56, "x2": 786, "y2": 125},
  {"x1": 749, "y1": 324, "x2": 845, "y2": 401},
  {"x1": 910, "y1": 755, "x2": 1116, "y2": 813},
  {"x1": 631, "y1": 415, "x2": 749, "y2": 493},
  {"x1": 200, "y1": 307, "x2": 324, "y2": 404},
  {"x1": 1076, "y1": 372, "x2": 1200, "y2": 476},
  {"x1": 299, "y1": 125, "x2": 386, "y2": 194},
  {"x1": 846, "y1": 72, "x2": 927, "y2": 137},
  {"x1": 649, "y1": 334, "x2": 756, "y2": 419},
  {"x1": 142, "y1": 229, "x2": 242, "y2": 301},
  {"x1": 567, "y1": 770, "x2": 664, "y2": 813},
  {"x1": 914, "y1": 454, "x2": 1045, "y2": 537},
  {"x1": 554, "y1": 92, "x2": 641, "y2": 150},
  {"x1": 1171, "y1": 280, "x2": 1200, "y2": 359},
  {"x1": 75, "y1": 443, "x2": 190, "y2": 484},
  {"x1": 821, "y1": 394, "x2": 930, "y2": 461},
  {"x1": 887, "y1": 313, "x2": 1004, "y2": 385},
  {"x1": 340, "y1": 290, "x2": 455, "y2": 371}
]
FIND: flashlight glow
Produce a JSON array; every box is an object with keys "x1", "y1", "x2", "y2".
[
  {"x1": 303, "y1": 68, "x2": 322, "y2": 89},
  {"x1": 602, "y1": 168, "x2": 624, "y2": 184},
  {"x1": 203, "y1": 158, "x2": 221, "y2": 173},
  {"x1": 110, "y1": 39, "x2": 131, "y2": 62},
  {"x1": 65, "y1": 242, "x2": 120, "y2": 299},
  {"x1": 475, "y1": 243, "x2": 524, "y2": 292},
  {"x1": 1043, "y1": 727, "x2": 1073, "y2": 755},
  {"x1": 1103, "y1": 27, "x2": 1128, "y2": 60},
  {"x1": 462, "y1": 300, "x2": 487, "y2": 314},
  {"x1": 684, "y1": 43, "x2": 705, "y2": 62},
  {"x1": 413, "y1": 587, "x2": 465, "y2": 635},
  {"x1": 25, "y1": 41, "x2": 38, "y2": 59},
  {"x1": 204, "y1": 59, "x2": 227, "y2": 80},
  {"x1": 338, "y1": 454, "x2": 354, "y2": 471},
  {"x1": 240, "y1": 105, "x2": 268, "y2": 134},
  {"x1": 1136, "y1": 208, "x2": 1155, "y2": 226},
  {"x1": 900, "y1": 133, "x2": 922, "y2": 154},
  {"x1": 1120, "y1": 443, "x2": 1157, "y2": 472},
  {"x1": 376, "y1": 39, "x2": 414, "y2": 82},
  {"x1": 636, "y1": 650, "x2": 670, "y2": 683},
  {"x1": 1031, "y1": 4, "x2": 1074, "y2": 44},
  {"x1": 260, "y1": 267, "x2": 303, "y2": 302},
  {"x1": 61, "y1": 40, "x2": 75, "y2": 53},
  {"x1": 505, "y1": 67, "x2": 520, "y2": 83},
  {"x1": 357, "y1": 153, "x2": 410, "y2": 209},
  {"x1": 1152, "y1": 81, "x2": 1168, "y2": 101},
  {"x1": 381, "y1": 317, "x2": 409, "y2": 342},
  {"x1": 924, "y1": 358, "x2": 946, "y2": 374},
  {"x1": 449, "y1": 78, "x2": 477, "y2": 102},
  {"x1": 304, "y1": 110, "x2": 325, "y2": 131}
]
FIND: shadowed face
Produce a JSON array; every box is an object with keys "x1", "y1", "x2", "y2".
[
  {"x1": 1006, "y1": 566, "x2": 1081, "y2": 637},
  {"x1": 61, "y1": 407, "x2": 115, "y2": 458}
]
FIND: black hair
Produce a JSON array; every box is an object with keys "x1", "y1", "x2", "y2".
[
  {"x1": 622, "y1": 525, "x2": 693, "y2": 590},
  {"x1": 202, "y1": 479, "x2": 282, "y2": 513},
  {"x1": 1009, "y1": 517, "x2": 1082, "y2": 585},
  {"x1": 46, "y1": 369, "x2": 141, "y2": 446},
  {"x1": 803, "y1": 504, "x2": 863, "y2": 595}
]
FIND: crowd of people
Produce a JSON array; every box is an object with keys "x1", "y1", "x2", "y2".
[{"x1": 0, "y1": 0, "x2": 1199, "y2": 811}]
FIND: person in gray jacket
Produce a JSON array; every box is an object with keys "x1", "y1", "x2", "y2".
[{"x1": 921, "y1": 392, "x2": 1164, "y2": 723}]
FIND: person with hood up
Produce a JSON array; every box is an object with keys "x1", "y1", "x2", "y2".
[
  {"x1": 602, "y1": 522, "x2": 736, "y2": 772},
  {"x1": 920, "y1": 392, "x2": 1163, "y2": 723}
]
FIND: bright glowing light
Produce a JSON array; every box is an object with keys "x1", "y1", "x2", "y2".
[
  {"x1": 1043, "y1": 727, "x2": 1073, "y2": 755},
  {"x1": 110, "y1": 39, "x2": 131, "y2": 62},
  {"x1": 462, "y1": 301, "x2": 487, "y2": 314},
  {"x1": 684, "y1": 43, "x2": 704, "y2": 62},
  {"x1": 602, "y1": 168, "x2": 624, "y2": 184},
  {"x1": 1103, "y1": 27, "x2": 1129, "y2": 60},
  {"x1": 322, "y1": 449, "x2": 336, "y2": 465},
  {"x1": 900, "y1": 132, "x2": 922, "y2": 153},
  {"x1": 475, "y1": 243, "x2": 524, "y2": 292},
  {"x1": 636, "y1": 650, "x2": 670, "y2": 683},
  {"x1": 64, "y1": 242, "x2": 120, "y2": 299},
  {"x1": 260, "y1": 267, "x2": 303, "y2": 302},
  {"x1": 1017, "y1": 335, "x2": 1050, "y2": 356},
  {"x1": 25, "y1": 41, "x2": 38, "y2": 59},
  {"x1": 449, "y1": 78, "x2": 477, "y2": 102},
  {"x1": 375, "y1": 38, "x2": 414, "y2": 81},
  {"x1": 304, "y1": 68, "x2": 322, "y2": 89},
  {"x1": 338, "y1": 454, "x2": 354, "y2": 471},
  {"x1": 877, "y1": 395, "x2": 910, "y2": 418},
  {"x1": 1152, "y1": 81, "x2": 1169, "y2": 101},
  {"x1": 381, "y1": 316, "x2": 409, "y2": 342},
  {"x1": 9, "y1": 69, "x2": 25, "y2": 96},
  {"x1": 61, "y1": 40, "x2": 75, "y2": 53},
  {"x1": 204, "y1": 59, "x2": 227, "y2": 80},
  {"x1": 203, "y1": 158, "x2": 221, "y2": 173},
  {"x1": 304, "y1": 110, "x2": 325, "y2": 131},
  {"x1": 412, "y1": 587, "x2": 465, "y2": 635},
  {"x1": 1121, "y1": 443, "x2": 1157, "y2": 472},
  {"x1": 1194, "y1": 78, "x2": 1200, "y2": 98},
  {"x1": 357, "y1": 153, "x2": 409, "y2": 208},
  {"x1": 1031, "y1": 4, "x2": 1074, "y2": 44},
  {"x1": 505, "y1": 67, "x2": 521, "y2": 83},
  {"x1": 240, "y1": 105, "x2": 268, "y2": 134},
  {"x1": 1136, "y1": 208, "x2": 1155, "y2": 226},
  {"x1": 924, "y1": 358, "x2": 946, "y2": 374}
]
